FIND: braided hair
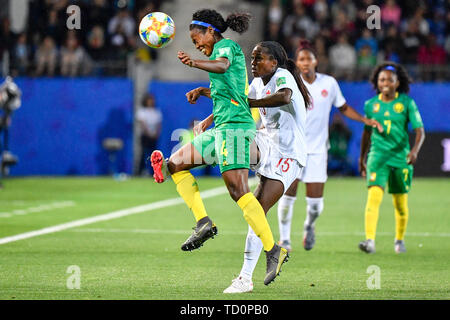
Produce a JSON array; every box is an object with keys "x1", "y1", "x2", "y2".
[
  {"x1": 190, "y1": 9, "x2": 251, "y2": 34},
  {"x1": 370, "y1": 62, "x2": 412, "y2": 94},
  {"x1": 258, "y1": 41, "x2": 311, "y2": 109}
]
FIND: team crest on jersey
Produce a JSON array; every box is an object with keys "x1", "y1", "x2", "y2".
[
  {"x1": 321, "y1": 89, "x2": 328, "y2": 97},
  {"x1": 276, "y1": 77, "x2": 286, "y2": 87},
  {"x1": 373, "y1": 103, "x2": 380, "y2": 113},
  {"x1": 384, "y1": 111, "x2": 390, "y2": 117},
  {"x1": 370, "y1": 172, "x2": 377, "y2": 182},
  {"x1": 394, "y1": 103, "x2": 404, "y2": 113}
]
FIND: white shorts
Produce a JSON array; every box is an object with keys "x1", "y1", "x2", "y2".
[
  {"x1": 299, "y1": 153, "x2": 328, "y2": 183},
  {"x1": 251, "y1": 132, "x2": 304, "y2": 192}
]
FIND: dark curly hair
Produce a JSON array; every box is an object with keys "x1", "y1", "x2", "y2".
[
  {"x1": 190, "y1": 9, "x2": 251, "y2": 34},
  {"x1": 295, "y1": 40, "x2": 317, "y2": 59},
  {"x1": 258, "y1": 41, "x2": 311, "y2": 109},
  {"x1": 370, "y1": 62, "x2": 412, "y2": 94}
]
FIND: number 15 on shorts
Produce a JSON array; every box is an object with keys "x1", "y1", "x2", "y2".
[{"x1": 276, "y1": 158, "x2": 293, "y2": 173}]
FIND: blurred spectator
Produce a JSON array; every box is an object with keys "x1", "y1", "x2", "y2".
[
  {"x1": 381, "y1": 0, "x2": 402, "y2": 27},
  {"x1": 60, "y1": 34, "x2": 92, "y2": 77},
  {"x1": 329, "y1": 33, "x2": 356, "y2": 80},
  {"x1": 136, "y1": 93, "x2": 162, "y2": 176},
  {"x1": 87, "y1": 25, "x2": 106, "y2": 61},
  {"x1": 379, "y1": 24, "x2": 403, "y2": 63},
  {"x1": 12, "y1": 33, "x2": 30, "y2": 76},
  {"x1": 330, "y1": 10, "x2": 355, "y2": 42},
  {"x1": 328, "y1": 112, "x2": 353, "y2": 176},
  {"x1": 417, "y1": 34, "x2": 447, "y2": 81},
  {"x1": 401, "y1": 20, "x2": 423, "y2": 64},
  {"x1": 45, "y1": 9, "x2": 64, "y2": 45},
  {"x1": 0, "y1": 18, "x2": 15, "y2": 56},
  {"x1": 355, "y1": 29, "x2": 378, "y2": 56},
  {"x1": 357, "y1": 45, "x2": 377, "y2": 80},
  {"x1": 87, "y1": 0, "x2": 113, "y2": 30},
  {"x1": 331, "y1": 0, "x2": 356, "y2": 23},
  {"x1": 108, "y1": 8, "x2": 136, "y2": 59},
  {"x1": 283, "y1": 0, "x2": 319, "y2": 53},
  {"x1": 267, "y1": 0, "x2": 283, "y2": 41},
  {"x1": 35, "y1": 36, "x2": 58, "y2": 77}
]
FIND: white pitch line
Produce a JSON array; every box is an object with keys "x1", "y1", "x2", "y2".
[
  {"x1": 0, "y1": 179, "x2": 258, "y2": 246},
  {"x1": 69, "y1": 228, "x2": 450, "y2": 238}
]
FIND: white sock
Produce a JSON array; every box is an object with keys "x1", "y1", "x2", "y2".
[
  {"x1": 304, "y1": 197, "x2": 324, "y2": 227},
  {"x1": 239, "y1": 226, "x2": 263, "y2": 281},
  {"x1": 277, "y1": 195, "x2": 297, "y2": 242}
]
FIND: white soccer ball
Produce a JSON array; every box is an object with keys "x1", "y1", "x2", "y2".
[{"x1": 139, "y1": 12, "x2": 175, "y2": 49}]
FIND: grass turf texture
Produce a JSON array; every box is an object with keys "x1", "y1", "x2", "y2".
[{"x1": 0, "y1": 177, "x2": 448, "y2": 300}]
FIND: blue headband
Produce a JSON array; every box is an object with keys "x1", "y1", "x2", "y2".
[
  {"x1": 383, "y1": 65, "x2": 396, "y2": 72},
  {"x1": 191, "y1": 20, "x2": 221, "y2": 33}
]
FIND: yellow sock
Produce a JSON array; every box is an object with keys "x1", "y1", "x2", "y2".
[
  {"x1": 365, "y1": 186, "x2": 384, "y2": 240},
  {"x1": 171, "y1": 170, "x2": 208, "y2": 222},
  {"x1": 237, "y1": 192, "x2": 274, "y2": 251},
  {"x1": 393, "y1": 193, "x2": 409, "y2": 241}
]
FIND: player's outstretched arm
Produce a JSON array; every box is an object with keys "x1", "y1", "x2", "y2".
[
  {"x1": 193, "y1": 114, "x2": 214, "y2": 137},
  {"x1": 249, "y1": 88, "x2": 292, "y2": 108},
  {"x1": 178, "y1": 51, "x2": 230, "y2": 74},
  {"x1": 359, "y1": 128, "x2": 372, "y2": 177},
  {"x1": 186, "y1": 87, "x2": 211, "y2": 104},
  {"x1": 339, "y1": 103, "x2": 383, "y2": 133},
  {"x1": 407, "y1": 127, "x2": 425, "y2": 165}
]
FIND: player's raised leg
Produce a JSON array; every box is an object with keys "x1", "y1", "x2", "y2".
[{"x1": 151, "y1": 138, "x2": 217, "y2": 251}]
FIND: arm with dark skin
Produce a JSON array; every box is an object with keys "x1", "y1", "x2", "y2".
[
  {"x1": 178, "y1": 51, "x2": 230, "y2": 74},
  {"x1": 359, "y1": 128, "x2": 372, "y2": 177},
  {"x1": 407, "y1": 127, "x2": 425, "y2": 164},
  {"x1": 248, "y1": 88, "x2": 292, "y2": 108},
  {"x1": 339, "y1": 103, "x2": 384, "y2": 133}
]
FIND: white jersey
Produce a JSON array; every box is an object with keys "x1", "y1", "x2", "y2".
[
  {"x1": 302, "y1": 73, "x2": 346, "y2": 154},
  {"x1": 248, "y1": 67, "x2": 307, "y2": 167}
]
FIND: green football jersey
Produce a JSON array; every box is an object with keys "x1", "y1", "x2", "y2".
[
  {"x1": 364, "y1": 92, "x2": 424, "y2": 167},
  {"x1": 209, "y1": 38, "x2": 255, "y2": 130}
]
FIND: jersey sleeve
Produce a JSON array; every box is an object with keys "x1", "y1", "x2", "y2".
[
  {"x1": 407, "y1": 98, "x2": 424, "y2": 129},
  {"x1": 214, "y1": 41, "x2": 235, "y2": 64},
  {"x1": 331, "y1": 77, "x2": 346, "y2": 108},
  {"x1": 247, "y1": 79, "x2": 257, "y2": 99},
  {"x1": 274, "y1": 69, "x2": 296, "y2": 93}
]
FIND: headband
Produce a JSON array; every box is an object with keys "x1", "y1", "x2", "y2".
[
  {"x1": 191, "y1": 20, "x2": 221, "y2": 33},
  {"x1": 382, "y1": 65, "x2": 396, "y2": 72}
]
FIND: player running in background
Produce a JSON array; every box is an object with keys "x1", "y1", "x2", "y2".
[
  {"x1": 277, "y1": 40, "x2": 383, "y2": 252},
  {"x1": 358, "y1": 62, "x2": 425, "y2": 254},
  {"x1": 218, "y1": 41, "x2": 310, "y2": 293},
  {"x1": 150, "y1": 9, "x2": 286, "y2": 285}
]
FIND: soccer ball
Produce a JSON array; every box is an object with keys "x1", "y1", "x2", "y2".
[{"x1": 139, "y1": 12, "x2": 175, "y2": 49}]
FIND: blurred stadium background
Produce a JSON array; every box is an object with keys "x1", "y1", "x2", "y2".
[{"x1": 0, "y1": 0, "x2": 449, "y2": 181}]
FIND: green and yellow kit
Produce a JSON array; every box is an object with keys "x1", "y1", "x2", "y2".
[
  {"x1": 192, "y1": 38, "x2": 256, "y2": 173},
  {"x1": 363, "y1": 92, "x2": 424, "y2": 193}
]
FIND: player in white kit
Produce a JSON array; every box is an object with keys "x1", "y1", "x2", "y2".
[
  {"x1": 222, "y1": 41, "x2": 311, "y2": 293},
  {"x1": 277, "y1": 41, "x2": 382, "y2": 252}
]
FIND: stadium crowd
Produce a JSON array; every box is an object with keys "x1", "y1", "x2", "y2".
[
  {"x1": 263, "y1": 0, "x2": 449, "y2": 81},
  {"x1": 0, "y1": 0, "x2": 448, "y2": 80},
  {"x1": 0, "y1": 0, "x2": 163, "y2": 77}
]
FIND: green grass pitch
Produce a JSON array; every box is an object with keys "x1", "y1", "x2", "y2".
[{"x1": 0, "y1": 176, "x2": 448, "y2": 300}]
